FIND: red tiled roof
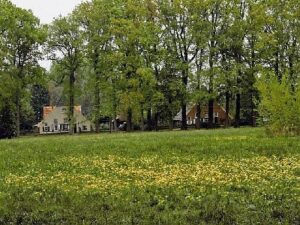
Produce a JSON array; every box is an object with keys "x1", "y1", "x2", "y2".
[
  {"x1": 43, "y1": 106, "x2": 82, "y2": 119},
  {"x1": 43, "y1": 106, "x2": 55, "y2": 118}
]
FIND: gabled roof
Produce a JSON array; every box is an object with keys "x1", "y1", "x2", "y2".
[
  {"x1": 43, "y1": 106, "x2": 82, "y2": 120},
  {"x1": 173, "y1": 106, "x2": 194, "y2": 121},
  {"x1": 43, "y1": 106, "x2": 55, "y2": 118},
  {"x1": 173, "y1": 104, "x2": 233, "y2": 121}
]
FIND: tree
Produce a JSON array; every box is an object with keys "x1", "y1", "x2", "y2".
[
  {"x1": 76, "y1": 0, "x2": 115, "y2": 133},
  {"x1": 110, "y1": 0, "x2": 153, "y2": 131},
  {"x1": 48, "y1": 15, "x2": 84, "y2": 134},
  {"x1": 205, "y1": 0, "x2": 225, "y2": 129},
  {"x1": 243, "y1": 0, "x2": 266, "y2": 126},
  {"x1": 0, "y1": 72, "x2": 15, "y2": 138},
  {"x1": 226, "y1": 0, "x2": 248, "y2": 128},
  {"x1": 0, "y1": 0, "x2": 46, "y2": 136},
  {"x1": 31, "y1": 85, "x2": 50, "y2": 123},
  {"x1": 191, "y1": 1, "x2": 211, "y2": 129},
  {"x1": 257, "y1": 72, "x2": 300, "y2": 136},
  {"x1": 158, "y1": 0, "x2": 199, "y2": 130}
]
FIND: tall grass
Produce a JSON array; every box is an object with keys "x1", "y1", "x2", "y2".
[{"x1": 0, "y1": 128, "x2": 299, "y2": 224}]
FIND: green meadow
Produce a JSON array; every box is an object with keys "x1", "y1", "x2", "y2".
[{"x1": 0, "y1": 128, "x2": 299, "y2": 224}]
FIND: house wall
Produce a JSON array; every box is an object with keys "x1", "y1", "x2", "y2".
[
  {"x1": 38, "y1": 107, "x2": 92, "y2": 134},
  {"x1": 186, "y1": 104, "x2": 231, "y2": 126}
]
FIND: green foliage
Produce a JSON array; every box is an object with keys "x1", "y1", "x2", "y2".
[
  {"x1": 47, "y1": 14, "x2": 85, "y2": 133},
  {"x1": 1, "y1": 0, "x2": 300, "y2": 133},
  {"x1": 31, "y1": 85, "x2": 50, "y2": 123},
  {"x1": 257, "y1": 73, "x2": 300, "y2": 136},
  {"x1": 0, "y1": 0, "x2": 47, "y2": 136},
  {"x1": 0, "y1": 129, "x2": 299, "y2": 224}
]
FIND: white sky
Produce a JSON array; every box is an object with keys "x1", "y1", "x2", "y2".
[
  {"x1": 10, "y1": 0, "x2": 85, "y2": 70},
  {"x1": 10, "y1": 0, "x2": 84, "y2": 24}
]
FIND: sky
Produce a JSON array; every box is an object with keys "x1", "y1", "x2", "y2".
[
  {"x1": 10, "y1": 0, "x2": 85, "y2": 70},
  {"x1": 10, "y1": 0, "x2": 84, "y2": 24}
]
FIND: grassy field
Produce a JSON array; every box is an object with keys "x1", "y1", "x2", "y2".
[{"x1": 0, "y1": 128, "x2": 299, "y2": 225}]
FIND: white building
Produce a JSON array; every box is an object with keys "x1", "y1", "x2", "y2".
[{"x1": 35, "y1": 106, "x2": 93, "y2": 134}]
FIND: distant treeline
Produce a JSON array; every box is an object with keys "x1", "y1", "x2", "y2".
[{"x1": 0, "y1": 0, "x2": 299, "y2": 137}]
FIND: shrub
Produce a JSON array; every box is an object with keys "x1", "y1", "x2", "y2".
[
  {"x1": 0, "y1": 101, "x2": 15, "y2": 139},
  {"x1": 256, "y1": 73, "x2": 300, "y2": 136}
]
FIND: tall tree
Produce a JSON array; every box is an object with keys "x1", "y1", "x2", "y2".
[
  {"x1": 31, "y1": 85, "x2": 50, "y2": 123},
  {"x1": 205, "y1": 0, "x2": 224, "y2": 128},
  {"x1": 227, "y1": 0, "x2": 247, "y2": 128},
  {"x1": 191, "y1": 1, "x2": 211, "y2": 129},
  {"x1": 76, "y1": 0, "x2": 115, "y2": 133},
  {"x1": 111, "y1": 0, "x2": 151, "y2": 131},
  {"x1": 48, "y1": 15, "x2": 84, "y2": 134},
  {"x1": 0, "y1": 0, "x2": 46, "y2": 136},
  {"x1": 158, "y1": 0, "x2": 198, "y2": 130},
  {"x1": 243, "y1": 0, "x2": 266, "y2": 126}
]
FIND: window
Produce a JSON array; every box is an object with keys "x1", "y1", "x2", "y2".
[
  {"x1": 64, "y1": 118, "x2": 68, "y2": 123},
  {"x1": 43, "y1": 126, "x2": 50, "y2": 132},
  {"x1": 203, "y1": 114, "x2": 209, "y2": 122},
  {"x1": 54, "y1": 119, "x2": 58, "y2": 124},
  {"x1": 187, "y1": 117, "x2": 192, "y2": 125},
  {"x1": 82, "y1": 125, "x2": 87, "y2": 131},
  {"x1": 214, "y1": 112, "x2": 219, "y2": 118},
  {"x1": 61, "y1": 124, "x2": 69, "y2": 131}
]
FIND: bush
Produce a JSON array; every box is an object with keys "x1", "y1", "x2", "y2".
[
  {"x1": 0, "y1": 101, "x2": 15, "y2": 139},
  {"x1": 256, "y1": 73, "x2": 300, "y2": 136}
]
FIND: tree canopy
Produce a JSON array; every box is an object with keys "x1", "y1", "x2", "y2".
[{"x1": 1, "y1": 0, "x2": 299, "y2": 137}]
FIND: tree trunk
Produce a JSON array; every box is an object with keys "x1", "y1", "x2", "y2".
[
  {"x1": 153, "y1": 112, "x2": 159, "y2": 131},
  {"x1": 251, "y1": 103, "x2": 256, "y2": 127},
  {"x1": 289, "y1": 38, "x2": 296, "y2": 92},
  {"x1": 112, "y1": 78, "x2": 118, "y2": 132},
  {"x1": 94, "y1": 50, "x2": 101, "y2": 133},
  {"x1": 225, "y1": 92, "x2": 230, "y2": 128},
  {"x1": 113, "y1": 112, "x2": 118, "y2": 132},
  {"x1": 147, "y1": 108, "x2": 152, "y2": 131},
  {"x1": 250, "y1": 38, "x2": 256, "y2": 127},
  {"x1": 181, "y1": 103, "x2": 187, "y2": 130},
  {"x1": 234, "y1": 52, "x2": 242, "y2": 129},
  {"x1": 235, "y1": 69, "x2": 241, "y2": 128},
  {"x1": 109, "y1": 117, "x2": 112, "y2": 133},
  {"x1": 126, "y1": 108, "x2": 132, "y2": 132},
  {"x1": 114, "y1": 120, "x2": 118, "y2": 132},
  {"x1": 275, "y1": 50, "x2": 281, "y2": 81},
  {"x1": 140, "y1": 107, "x2": 144, "y2": 131},
  {"x1": 169, "y1": 120, "x2": 173, "y2": 130},
  {"x1": 208, "y1": 47, "x2": 214, "y2": 129},
  {"x1": 208, "y1": 99, "x2": 214, "y2": 128},
  {"x1": 68, "y1": 70, "x2": 75, "y2": 135},
  {"x1": 235, "y1": 93, "x2": 241, "y2": 128},
  {"x1": 94, "y1": 77, "x2": 101, "y2": 133},
  {"x1": 15, "y1": 64, "x2": 25, "y2": 137},
  {"x1": 181, "y1": 69, "x2": 188, "y2": 130},
  {"x1": 195, "y1": 103, "x2": 201, "y2": 129},
  {"x1": 15, "y1": 92, "x2": 21, "y2": 137},
  {"x1": 195, "y1": 50, "x2": 204, "y2": 130}
]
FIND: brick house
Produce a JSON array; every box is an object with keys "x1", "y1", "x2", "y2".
[{"x1": 174, "y1": 103, "x2": 233, "y2": 127}]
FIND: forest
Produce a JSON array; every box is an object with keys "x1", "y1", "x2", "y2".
[{"x1": 0, "y1": 0, "x2": 300, "y2": 137}]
